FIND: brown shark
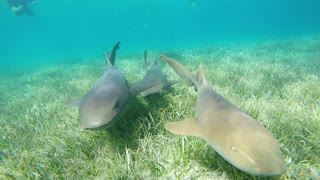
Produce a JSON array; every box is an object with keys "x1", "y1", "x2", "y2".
[
  {"x1": 68, "y1": 42, "x2": 150, "y2": 130},
  {"x1": 160, "y1": 55, "x2": 287, "y2": 176},
  {"x1": 131, "y1": 50, "x2": 180, "y2": 97}
]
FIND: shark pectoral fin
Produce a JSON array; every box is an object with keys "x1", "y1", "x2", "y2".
[
  {"x1": 67, "y1": 98, "x2": 81, "y2": 107},
  {"x1": 164, "y1": 117, "x2": 204, "y2": 137}
]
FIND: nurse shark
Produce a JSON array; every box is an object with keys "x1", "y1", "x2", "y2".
[
  {"x1": 160, "y1": 55, "x2": 287, "y2": 176},
  {"x1": 68, "y1": 42, "x2": 152, "y2": 130},
  {"x1": 131, "y1": 50, "x2": 180, "y2": 97}
]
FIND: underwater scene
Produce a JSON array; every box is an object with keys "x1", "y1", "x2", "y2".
[{"x1": 0, "y1": 0, "x2": 319, "y2": 179}]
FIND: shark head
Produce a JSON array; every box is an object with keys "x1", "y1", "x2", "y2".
[
  {"x1": 68, "y1": 42, "x2": 134, "y2": 130},
  {"x1": 78, "y1": 55, "x2": 132, "y2": 130}
]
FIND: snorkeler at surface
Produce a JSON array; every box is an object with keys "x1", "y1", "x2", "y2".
[{"x1": 7, "y1": 0, "x2": 37, "y2": 16}]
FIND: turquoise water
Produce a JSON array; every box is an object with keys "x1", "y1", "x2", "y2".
[
  {"x1": 1, "y1": 1, "x2": 320, "y2": 179},
  {"x1": 1, "y1": 0, "x2": 319, "y2": 69}
]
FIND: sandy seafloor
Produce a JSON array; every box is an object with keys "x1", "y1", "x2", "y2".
[{"x1": 0, "y1": 36, "x2": 319, "y2": 179}]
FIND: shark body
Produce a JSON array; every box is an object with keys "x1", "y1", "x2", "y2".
[
  {"x1": 69, "y1": 42, "x2": 150, "y2": 130},
  {"x1": 132, "y1": 50, "x2": 180, "y2": 97},
  {"x1": 160, "y1": 55, "x2": 287, "y2": 176}
]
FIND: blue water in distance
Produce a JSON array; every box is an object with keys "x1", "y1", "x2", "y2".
[{"x1": 0, "y1": 0, "x2": 319, "y2": 69}]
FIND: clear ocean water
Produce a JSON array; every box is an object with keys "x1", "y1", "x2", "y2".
[
  {"x1": 1, "y1": 1, "x2": 320, "y2": 179},
  {"x1": 1, "y1": 0, "x2": 319, "y2": 69}
]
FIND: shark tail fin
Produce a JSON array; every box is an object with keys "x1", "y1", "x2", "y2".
[
  {"x1": 160, "y1": 55, "x2": 199, "y2": 88},
  {"x1": 165, "y1": 117, "x2": 204, "y2": 137}
]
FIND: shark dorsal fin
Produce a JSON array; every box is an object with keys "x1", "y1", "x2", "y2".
[
  {"x1": 108, "y1": 42, "x2": 120, "y2": 65},
  {"x1": 152, "y1": 53, "x2": 157, "y2": 65},
  {"x1": 146, "y1": 51, "x2": 158, "y2": 68},
  {"x1": 104, "y1": 51, "x2": 112, "y2": 66},
  {"x1": 197, "y1": 65, "x2": 208, "y2": 87}
]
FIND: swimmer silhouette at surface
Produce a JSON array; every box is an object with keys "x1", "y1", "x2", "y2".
[{"x1": 7, "y1": 0, "x2": 37, "y2": 16}]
